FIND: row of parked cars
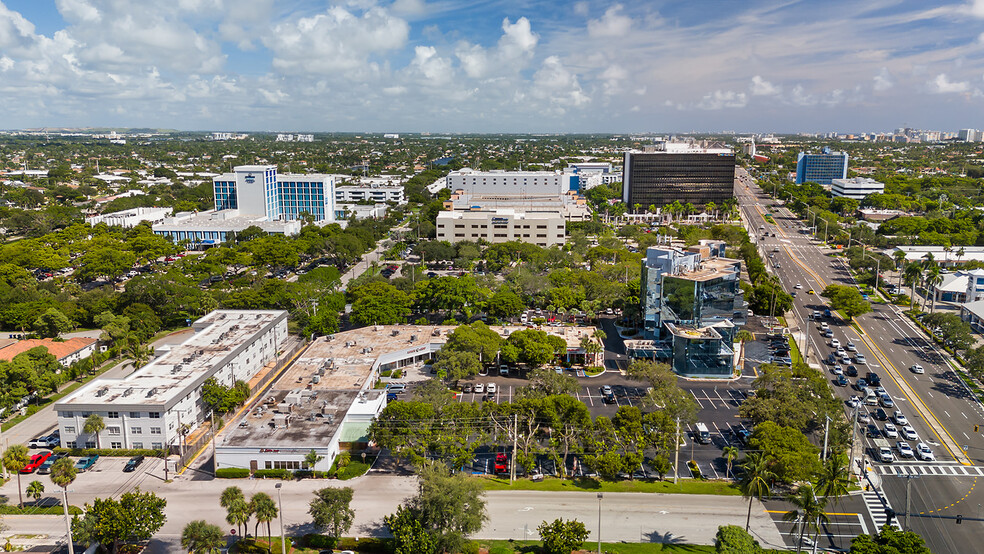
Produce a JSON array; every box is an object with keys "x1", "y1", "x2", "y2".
[{"x1": 20, "y1": 451, "x2": 100, "y2": 474}]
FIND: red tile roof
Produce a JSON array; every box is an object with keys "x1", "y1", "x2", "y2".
[{"x1": 0, "y1": 337, "x2": 97, "y2": 362}]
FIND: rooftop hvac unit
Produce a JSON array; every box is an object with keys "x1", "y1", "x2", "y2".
[
  {"x1": 312, "y1": 375, "x2": 321, "y2": 384},
  {"x1": 392, "y1": 329, "x2": 400, "y2": 336},
  {"x1": 146, "y1": 387, "x2": 158, "y2": 398},
  {"x1": 95, "y1": 387, "x2": 108, "y2": 397},
  {"x1": 277, "y1": 402, "x2": 292, "y2": 413},
  {"x1": 410, "y1": 335, "x2": 417, "y2": 341},
  {"x1": 123, "y1": 388, "x2": 133, "y2": 397}
]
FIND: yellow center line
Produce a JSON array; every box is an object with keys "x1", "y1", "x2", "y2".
[
  {"x1": 920, "y1": 476, "x2": 977, "y2": 514},
  {"x1": 767, "y1": 510, "x2": 859, "y2": 516},
  {"x1": 752, "y1": 203, "x2": 970, "y2": 465}
]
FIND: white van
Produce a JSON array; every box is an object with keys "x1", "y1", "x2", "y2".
[{"x1": 695, "y1": 422, "x2": 712, "y2": 444}]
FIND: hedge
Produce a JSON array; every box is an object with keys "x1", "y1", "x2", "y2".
[
  {"x1": 335, "y1": 537, "x2": 390, "y2": 553},
  {"x1": 252, "y1": 469, "x2": 293, "y2": 480},
  {"x1": 216, "y1": 468, "x2": 250, "y2": 478},
  {"x1": 0, "y1": 505, "x2": 83, "y2": 515},
  {"x1": 54, "y1": 447, "x2": 167, "y2": 458},
  {"x1": 336, "y1": 460, "x2": 371, "y2": 480},
  {"x1": 293, "y1": 470, "x2": 332, "y2": 479}
]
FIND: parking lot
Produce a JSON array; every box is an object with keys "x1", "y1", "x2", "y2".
[{"x1": 2, "y1": 452, "x2": 166, "y2": 504}]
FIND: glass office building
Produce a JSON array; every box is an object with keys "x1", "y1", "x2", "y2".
[
  {"x1": 211, "y1": 166, "x2": 335, "y2": 223},
  {"x1": 623, "y1": 146, "x2": 735, "y2": 210},
  {"x1": 795, "y1": 147, "x2": 848, "y2": 185}
]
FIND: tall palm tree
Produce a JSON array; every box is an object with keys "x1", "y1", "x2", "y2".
[
  {"x1": 734, "y1": 329, "x2": 755, "y2": 373},
  {"x1": 904, "y1": 263, "x2": 923, "y2": 311},
  {"x1": 249, "y1": 492, "x2": 279, "y2": 548},
  {"x1": 220, "y1": 486, "x2": 250, "y2": 538},
  {"x1": 782, "y1": 484, "x2": 828, "y2": 553},
  {"x1": 83, "y1": 413, "x2": 105, "y2": 449},
  {"x1": 815, "y1": 453, "x2": 852, "y2": 507},
  {"x1": 705, "y1": 201, "x2": 717, "y2": 219},
  {"x1": 181, "y1": 520, "x2": 225, "y2": 554},
  {"x1": 27, "y1": 480, "x2": 44, "y2": 504},
  {"x1": 723, "y1": 446, "x2": 739, "y2": 479},
  {"x1": 739, "y1": 451, "x2": 776, "y2": 532},
  {"x1": 925, "y1": 268, "x2": 943, "y2": 313},
  {"x1": 893, "y1": 250, "x2": 907, "y2": 290},
  {"x1": 3, "y1": 445, "x2": 30, "y2": 508},
  {"x1": 943, "y1": 244, "x2": 952, "y2": 267},
  {"x1": 50, "y1": 456, "x2": 78, "y2": 550},
  {"x1": 957, "y1": 246, "x2": 966, "y2": 266}
]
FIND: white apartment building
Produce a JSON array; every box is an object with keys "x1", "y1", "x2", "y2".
[
  {"x1": 830, "y1": 177, "x2": 885, "y2": 200},
  {"x1": 436, "y1": 209, "x2": 566, "y2": 247},
  {"x1": 54, "y1": 310, "x2": 288, "y2": 451},
  {"x1": 335, "y1": 184, "x2": 406, "y2": 204},
  {"x1": 86, "y1": 207, "x2": 172, "y2": 228},
  {"x1": 446, "y1": 168, "x2": 579, "y2": 196}
]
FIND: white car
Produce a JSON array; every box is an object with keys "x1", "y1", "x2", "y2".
[
  {"x1": 883, "y1": 422, "x2": 898, "y2": 438},
  {"x1": 910, "y1": 364, "x2": 924, "y2": 374},
  {"x1": 855, "y1": 354, "x2": 867, "y2": 365},
  {"x1": 897, "y1": 441, "x2": 914, "y2": 458},
  {"x1": 902, "y1": 425, "x2": 919, "y2": 441},
  {"x1": 916, "y1": 443, "x2": 935, "y2": 461},
  {"x1": 847, "y1": 396, "x2": 860, "y2": 409},
  {"x1": 473, "y1": 383, "x2": 485, "y2": 394},
  {"x1": 832, "y1": 365, "x2": 843, "y2": 375},
  {"x1": 486, "y1": 383, "x2": 497, "y2": 394},
  {"x1": 894, "y1": 411, "x2": 909, "y2": 426},
  {"x1": 830, "y1": 338, "x2": 841, "y2": 348},
  {"x1": 846, "y1": 342, "x2": 857, "y2": 352},
  {"x1": 879, "y1": 447, "x2": 895, "y2": 463},
  {"x1": 795, "y1": 283, "x2": 803, "y2": 289}
]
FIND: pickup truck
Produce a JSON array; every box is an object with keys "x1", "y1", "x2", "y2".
[{"x1": 74, "y1": 455, "x2": 100, "y2": 472}]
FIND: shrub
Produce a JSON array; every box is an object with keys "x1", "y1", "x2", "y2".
[
  {"x1": 380, "y1": 369, "x2": 393, "y2": 377},
  {"x1": 336, "y1": 461, "x2": 370, "y2": 480},
  {"x1": 215, "y1": 468, "x2": 250, "y2": 478},
  {"x1": 334, "y1": 537, "x2": 389, "y2": 553},
  {"x1": 53, "y1": 447, "x2": 166, "y2": 458},
  {"x1": 294, "y1": 470, "x2": 332, "y2": 479},
  {"x1": 253, "y1": 469, "x2": 292, "y2": 479}
]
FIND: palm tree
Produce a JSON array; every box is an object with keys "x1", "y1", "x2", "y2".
[
  {"x1": 304, "y1": 449, "x2": 324, "y2": 472},
  {"x1": 904, "y1": 263, "x2": 923, "y2": 311},
  {"x1": 815, "y1": 453, "x2": 852, "y2": 507},
  {"x1": 734, "y1": 329, "x2": 755, "y2": 373},
  {"x1": 739, "y1": 451, "x2": 775, "y2": 532},
  {"x1": 705, "y1": 202, "x2": 717, "y2": 219},
  {"x1": 220, "y1": 486, "x2": 250, "y2": 538},
  {"x1": 925, "y1": 268, "x2": 943, "y2": 313},
  {"x1": 181, "y1": 520, "x2": 225, "y2": 554},
  {"x1": 893, "y1": 250, "x2": 907, "y2": 290},
  {"x1": 723, "y1": 446, "x2": 739, "y2": 479},
  {"x1": 27, "y1": 480, "x2": 44, "y2": 504},
  {"x1": 249, "y1": 492, "x2": 278, "y2": 548},
  {"x1": 957, "y1": 246, "x2": 966, "y2": 266},
  {"x1": 3, "y1": 445, "x2": 30, "y2": 508},
  {"x1": 83, "y1": 413, "x2": 106, "y2": 449},
  {"x1": 50, "y1": 456, "x2": 77, "y2": 548},
  {"x1": 782, "y1": 484, "x2": 828, "y2": 553},
  {"x1": 943, "y1": 244, "x2": 952, "y2": 267}
]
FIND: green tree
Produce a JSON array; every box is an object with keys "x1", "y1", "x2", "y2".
[
  {"x1": 723, "y1": 446, "x2": 739, "y2": 479},
  {"x1": 519, "y1": 367, "x2": 579, "y2": 398},
  {"x1": 32, "y1": 307, "x2": 73, "y2": 338},
  {"x1": 783, "y1": 484, "x2": 828, "y2": 553},
  {"x1": 349, "y1": 281, "x2": 412, "y2": 325},
  {"x1": 816, "y1": 452, "x2": 852, "y2": 506},
  {"x1": 3, "y1": 445, "x2": 29, "y2": 508},
  {"x1": 747, "y1": 421, "x2": 821, "y2": 485},
  {"x1": 385, "y1": 505, "x2": 437, "y2": 554},
  {"x1": 441, "y1": 321, "x2": 503, "y2": 362},
  {"x1": 432, "y1": 350, "x2": 482, "y2": 383},
  {"x1": 83, "y1": 413, "x2": 106, "y2": 449},
  {"x1": 405, "y1": 461, "x2": 488, "y2": 553},
  {"x1": 739, "y1": 452, "x2": 775, "y2": 532},
  {"x1": 538, "y1": 518, "x2": 590, "y2": 554},
  {"x1": 249, "y1": 492, "x2": 278, "y2": 545},
  {"x1": 71, "y1": 489, "x2": 167, "y2": 554},
  {"x1": 181, "y1": 520, "x2": 225, "y2": 554},
  {"x1": 27, "y1": 480, "x2": 44, "y2": 503},
  {"x1": 849, "y1": 525, "x2": 931, "y2": 553},
  {"x1": 50, "y1": 457, "x2": 77, "y2": 491},
  {"x1": 304, "y1": 449, "x2": 325, "y2": 471},
  {"x1": 308, "y1": 487, "x2": 355, "y2": 541},
  {"x1": 219, "y1": 486, "x2": 250, "y2": 538},
  {"x1": 715, "y1": 524, "x2": 763, "y2": 553},
  {"x1": 487, "y1": 286, "x2": 525, "y2": 319},
  {"x1": 820, "y1": 284, "x2": 871, "y2": 321}
]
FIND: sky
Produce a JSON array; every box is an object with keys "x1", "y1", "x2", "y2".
[{"x1": 1, "y1": 0, "x2": 983, "y2": 133}]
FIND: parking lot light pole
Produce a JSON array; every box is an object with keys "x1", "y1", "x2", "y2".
[
  {"x1": 275, "y1": 483, "x2": 286, "y2": 554},
  {"x1": 597, "y1": 493, "x2": 603, "y2": 554},
  {"x1": 62, "y1": 488, "x2": 74, "y2": 554}
]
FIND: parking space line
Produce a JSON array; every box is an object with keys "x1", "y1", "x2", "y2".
[{"x1": 690, "y1": 390, "x2": 704, "y2": 409}]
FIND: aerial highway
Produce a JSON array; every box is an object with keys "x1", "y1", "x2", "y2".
[{"x1": 736, "y1": 168, "x2": 984, "y2": 552}]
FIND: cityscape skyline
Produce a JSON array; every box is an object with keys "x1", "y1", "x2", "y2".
[{"x1": 1, "y1": 0, "x2": 983, "y2": 133}]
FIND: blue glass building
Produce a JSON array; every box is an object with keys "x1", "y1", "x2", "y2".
[
  {"x1": 795, "y1": 147, "x2": 848, "y2": 185},
  {"x1": 210, "y1": 165, "x2": 335, "y2": 223}
]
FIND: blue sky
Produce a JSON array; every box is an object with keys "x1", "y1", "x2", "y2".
[{"x1": 0, "y1": 0, "x2": 983, "y2": 133}]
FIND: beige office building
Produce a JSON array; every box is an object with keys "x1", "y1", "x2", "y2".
[{"x1": 436, "y1": 209, "x2": 566, "y2": 247}]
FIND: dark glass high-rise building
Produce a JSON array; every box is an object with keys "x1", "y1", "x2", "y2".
[{"x1": 622, "y1": 146, "x2": 735, "y2": 210}]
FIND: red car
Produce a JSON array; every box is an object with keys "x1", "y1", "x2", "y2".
[
  {"x1": 494, "y1": 453, "x2": 509, "y2": 474},
  {"x1": 21, "y1": 451, "x2": 52, "y2": 474}
]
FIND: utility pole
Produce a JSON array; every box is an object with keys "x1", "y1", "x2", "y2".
[
  {"x1": 275, "y1": 483, "x2": 286, "y2": 554},
  {"x1": 822, "y1": 415, "x2": 831, "y2": 460},
  {"x1": 510, "y1": 414, "x2": 518, "y2": 483},
  {"x1": 61, "y1": 488, "x2": 75, "y2": 554},
  {"x1": 673, "y1": 417, "x2": 681, "y2": 484},
  {"x1": 904, "y1": 474, "x2": 921, "y2": 531},
  {"x1": 210, "y1": 411, "x2": 218, "y2": 478}
]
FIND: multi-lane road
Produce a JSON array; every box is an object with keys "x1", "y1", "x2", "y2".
[{"x1": 737, "y1": 168, "x2": 984, "y2": 552}]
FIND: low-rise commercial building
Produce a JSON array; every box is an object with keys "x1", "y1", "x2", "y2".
[
  {"x1": 883, "y1": 246, "x2": 984, "y2": 267},
  {"x1": 831, "y1": 177, "x2": 884, "y2": 200},
  {"x1": 447, "y1": 168, "x2": 579, "y2": 196},
  {"x1": 0, "y1": 337, "x2": 98, "y2": 367},
  {"x1": 335, "y1": 184, "x2": 405, "y2": 204},
  {"x1": 54, "y1": 310, "x2": 287, "y2": 451},
  {"x1": 153, "y1": 210, "x2": 302, "y2": 243},
  {"x1": 86, "y1": 207, "x2": 173, "y2": 228},
  {"x1": 436, "y1": 209, "x2": 566, "y2": 246}
]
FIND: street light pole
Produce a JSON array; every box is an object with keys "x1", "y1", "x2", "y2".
[
  {"x1": 597, "y1": 493, "x2": 603, "y2": 554},
  {"x1": 903, "y1": 474, "x2": 921, "y2": 531},
  {"x1": 275, "y1": 483, "x2": 286, "y2": 554},
  {"x1": 61, "y1": 488, "x2": 74, "y2": 554}
]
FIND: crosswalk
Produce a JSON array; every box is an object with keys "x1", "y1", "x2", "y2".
[
  {"x1": 861, "y1": 490, "x2": 902, "y2": 531},
  {"x1": 872, "y1": 463, "x2": 984, "y2": 477}
]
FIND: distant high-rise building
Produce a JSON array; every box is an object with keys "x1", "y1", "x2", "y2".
[
  {"x1": 959, "y1": 129, "x2": 981, "y2": 142},
  {"x1": 212, "y1": 165, "x2": 336, "y2": 222},
  {"x1": 622, "y1": 142, "x2": 735, "y2": 210},
  {"x1": 795, "y1": 147, "x2": 848, "y2": 185}
]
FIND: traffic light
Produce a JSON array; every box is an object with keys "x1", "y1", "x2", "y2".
[
  {"x1": 975, "y1": 425, "x2": 980, "y2": 433},
  {"x1": 957, "y1": 514, "x2": 963, "y2": 525}
]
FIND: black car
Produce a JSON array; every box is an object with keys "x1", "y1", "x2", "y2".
[
  {"x1": 123, "y1": 455, "x2": 145, "y2": 472},
  {"x1": 845, "y1": 365, "x2": 858, "y2": 377},
  {"x1": 835, "y1": 375, "x2": 849, "y2": 387},
  {"x1": 735, "y1": 428, "x2": 753, "y2": 445},
  {"x1": 874, "y1": 408, "x2": 888, "y2": 421},
  {"x1": 867, "y1": 424, "x2": 880, "y2": 437},
  {"x1": 866, "y1": 372, "x2": 881, "y2": 386}
]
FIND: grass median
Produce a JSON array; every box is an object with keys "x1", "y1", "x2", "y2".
[{"x1": 479, "y1": 476, "x2": 740, "y2": 495}]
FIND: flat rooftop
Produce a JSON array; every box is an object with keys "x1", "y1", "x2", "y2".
[
  {"x1": 153, "y1": 210, "x2": 300, "y2": 233},
  {"x1": 672, "y1": 256, "x2": 741, "y2": 282},
  {"x1": 56, "y1": 310, "x2": 285, "y2": 409}
]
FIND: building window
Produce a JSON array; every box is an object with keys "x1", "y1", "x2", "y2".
[
  {"x1": 64, "y1": 426, "x2": 76, "y2": 434},
  {"x1": 82, "y1": 412, "x2": 91, "y2": 417},
  {"x1": 108, "y1": 427, "x2": 121, "y2": 435},
  {"x1": 151, "y1": 442, "x2": 163, "y2": 450},
  {"x1": 150, "y1": 427, "x2": 162, "y2": 435},
  {"x1": 133, "y1": 442, "x2": 143, "y2": 449},
  {"x1": 130, "y1": 412, "x2": 140, "y2": 418},
  {"x1": 85, "y1": 441, "x2": 96, "y2": 449},
  {"x1": 111, "y1": 442, "x2": 122, "y2": 449},
  {"x1": 67, "y1": 441, "x2": 77, "y2": 449},
  {"x1": 267, "y1": 460, "x2": 301, "y2": 470},
  {"x1": 108, "y1": 411, "x2": 119, "y2": 419},
  {"x1": 131, "y1": 427, "x2": 143, "y2": 435},
  {"x1": 149, "y1": 412, "x2": 161, "y2": 419},
  {"x1": 59, "y1": 411, "x2": 73, "y2": 418}
]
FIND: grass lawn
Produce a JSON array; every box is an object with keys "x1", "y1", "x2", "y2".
[
  {"x1": 787, "y1": 333, "x2": 803, "y2": 365},
  {"x1": 479, "y1": 476, "x2": 740, "y2": 495},
  {"x1": 479, "y1": 540, "x2": 718, "y2": 553}
]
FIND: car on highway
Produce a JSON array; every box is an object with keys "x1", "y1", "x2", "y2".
[
  {"x1": 846, "y1": 342, "x2": 857, "y2": 352},
  {"x1": 858, "y1": 411, "x2": 870, "y2": 423},
  {"x1": 879, "y1": 394, "x2": 894, "y2": 408},
  {"x1": 894, "y1": 411, "x2": 909, "y2": 426},
  {"x1": 874, "y1": 408, "x2": 888, "y2": 421},
  {"x1": 123, "y1": 455, "x2": 145, "y2": 473},
  {"x1": 823, "y1": 329, "x2": 834, "y2": 338},
  {"x1": 846, "y1": 365, "x2": 858, "y2": 377},
  {"x1": 841, "y1": 355, "x2": 852, "y2": 365},
  {"x1": 897, "y1": 441, "x2": 915, "y2": 458},
  {"x1": 867, "y1": 424, "x2": 880, "y2": 438},
  {"x1": 902, "y1": 425, "x2": 919, "y2": 441},
  {"x1": 879, "y1": 446, "x2": 895, "y2": 463},
  {"x1": 847, "y1": 396, "x2": 860, "y2": 409},
  {"x1": 854, "y1": 354, "x2": 867, "y2": 364},
  {"x1": 74, "y1": 455, "x2": 99, "y2": 472},
  {"x1": 795, "y1": 283, "x2": 803, "y2": 289},
  {"x1": 883, "y1": 422, "x2": 898, "y2": 438},
  {"x1": 832, "y1": 365, "x2": 843, "y2": 375},
  {"x1": 37, "y1": 453, "x2": 67, "y2": 475},
  {"x1": 807, "y1": 289, "x2": 815, "y2": 295},
  {"x1": 830, "y1": 338, "x2": 841, "y2": 348},
  {"x1": 835, "y1": 375, "x2": 849, "y2": 387},
  {"x1": 866, "y1": 372, "x2": 881, "y2": 386},
  {"x1": 21, "y1": 451, "x2": 52, "y2": 473},
  {"x1": 910, "y1": 364, "x2": 924, "y2": 374},
  {"x1": 916, "y1": 443, "x2": 935, "y2": 461}
]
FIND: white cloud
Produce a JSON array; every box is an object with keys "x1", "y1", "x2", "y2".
[
  {"x1": 587, "y1": 5, "x2": 632, "y2": 38},
  {"x1": 265, "y1": 6, "x2": 409, "y2": 75},
  {"x1": 0, "y1": 55, "x2": 12, "y2": 71},
  {"x1": 750, "y1": 75, "x2": 781, "y2": 96},
  {"x1": 574, "y1": 2, "x2": 589, "y2": 16},
  {"x1": 970, "y1": 0, "x2": 984, "y2": 18},
  {"x1": 531, "y1": 56, "x2": 590, "y2": 110},
  {"x1": 455, "y1": 17, "x2": 538, "y2": 79},
  {"x1": 695, "y1": 90, "x2": 747, "y2": 110},
  {"x1": 873, "y1": 67, "x2": 893, "y2": 91},
  {"x1": 391, "y1": 0, "x2": 428, "y2": 17},
  {"x1": 408, "y1": 45, "x2": 453, "y2": 85},
  {"x1": 55, "y1": 0, "x2": 100, "y2": 23},
  {"x1": 790, "y1": 85, "x2": 817, "y2": 106},
  {"x1": 931, "y1": 73, "x2": 970, "y2": 93}
]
